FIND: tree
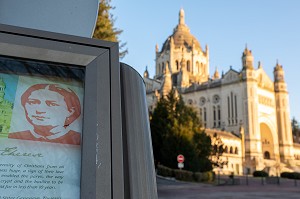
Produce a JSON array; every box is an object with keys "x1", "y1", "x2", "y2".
[
  {"x1": 292, "y1": 117, "x2": 300, "y2": 143},
  {"x1": 93, "y1": 0, "x2": 128, "y2": 58},
  {"x1": 150, "y1": 89, "x2": 212, "y2": 172},
  {"x1": 193, "y1": 131, "x2": 213, "y2": 172},
  {"x1": 210, "y1": 133, "x2": 228, "y2": 169}
]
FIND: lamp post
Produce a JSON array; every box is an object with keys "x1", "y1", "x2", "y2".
[
  {"x1": 246, "y1": 168, "x2": 249, "y2": 185},
  {"x1": 217, "y1": 167, "x2": 222, "y2": 185}
]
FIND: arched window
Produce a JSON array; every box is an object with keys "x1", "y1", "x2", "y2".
[
  {"x1": 162, "y1": 62, "x2": 165, "y2": 73},
  {"x1": 235, "y1": 147, "x2": 238, "y2": 154},
  {"x1": 199, "y1": 108, "x2": 203, "y2": 124},
  {"x1": 217, "y1": 105, "x2": 221, "y2": 127},
  {"x1": 264, "y1": 151, "x2": 270, "y2": 159},
  {"x1": 224, "y1": 146, "x2": 228, "y2": 153},
  {"x1": 213, "y1": 106, "x2": 216, "y2": 127},
  {"x1": 176, "y1": 60, "x2": 179, "y2": 70},
  {"x1": 187, "y1": 60, "x2": 191, "y2": 72},
  {"x1": 158, "y1": 64, "x2": 161, "y2": 74},
  {"x1": 203, "y1": 108, "x2": 207, "y2": 127},
  {"x1": 229, "y1": 146, "x2": 233, "y2": 154}
]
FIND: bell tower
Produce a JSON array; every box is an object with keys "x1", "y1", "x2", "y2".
[
  {"x1": 274, "y1": 62, "x2": 294, "y2": 164},
  {"x1": 241, "y1": 48, "x2": 263, "y2": 170},
  {"x1": 242, "y1": 46, "x2": 254, "y2": 70}
]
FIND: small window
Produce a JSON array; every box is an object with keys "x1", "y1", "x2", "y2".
[{"x1": 264, "y1": 151, "x2": 270, "y2": 159}]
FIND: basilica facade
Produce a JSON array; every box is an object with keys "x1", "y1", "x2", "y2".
[{"x1": 144, "y1": 9, "x2": 300, "y2": 175}]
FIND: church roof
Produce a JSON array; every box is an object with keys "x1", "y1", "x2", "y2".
[{"x1": 160, "y1": 9, "x2": 202, "y2": 52}]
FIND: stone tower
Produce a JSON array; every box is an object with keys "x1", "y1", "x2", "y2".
[
  {"x1": 241, "y1": 47, "x2": 264, "y2": 170},
  {"x1": 242, "y1": 47, "x2": 254, "y2": 70},
  {"x1": 274, "y1": 62, "x2": 294, "y2": 164},
  {"x1": 155, "y1": 8, "x2": 209, "y2": 86}
]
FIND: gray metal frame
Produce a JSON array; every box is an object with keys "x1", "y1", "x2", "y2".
[
  {"x1": 0, "y1": 24, "x2": 124, "y2": 199},
  {"x1": 120, "y1": 63, "x2": 158, "y2": 199}
]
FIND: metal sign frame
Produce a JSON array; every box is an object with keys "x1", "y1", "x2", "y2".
[{"x1": 0, "y1": 23, "x2": 123, "y2": 199}]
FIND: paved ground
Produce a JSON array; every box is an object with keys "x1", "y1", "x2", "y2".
[{"x1": 157, "y1": 176, "x2": 300, "y2": 199}]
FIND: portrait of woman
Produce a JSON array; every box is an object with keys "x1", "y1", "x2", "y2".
[{"x1": 8, "y1": 84, "x2": 82, "y2": 145}]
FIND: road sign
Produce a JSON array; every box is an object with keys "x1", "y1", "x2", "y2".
[
  {"x1": 178, "y1": 163, "x2": 184, "y2": 169},
  {"x1": 177, "y1": 154, "x2": 185, "y2": 163}
]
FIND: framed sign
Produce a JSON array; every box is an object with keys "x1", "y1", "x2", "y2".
[{"x1": 0, "y1": 24, "x2": 123, "y2": 199}]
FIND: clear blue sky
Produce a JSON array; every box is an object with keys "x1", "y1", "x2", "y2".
[{"x1": 112, "y1": 0, "x2": 300, "y2": 121}]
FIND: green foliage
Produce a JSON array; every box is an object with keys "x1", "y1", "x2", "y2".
[
  {"x1": 253, "y1": 170, "x2": 269, "y2": 177},
  {"x1": 93, "y1": 0, "x2": 128, "y2": 58},
  {"x1": 150, "y1": 89, "x2": 212, "y2": 172},
  {"x1": 210, "y1": 133, "x2": 228, "y2": 169},
  {"x1": 281, "y1": 172, "x2": 300, "y2": 179},
  {"x1": 173, "y1": 169, "x2": 194, "y2": 181},
  {"x1": 157, "y1": 165, "x2": 215, "y2": 182},
  {"x1": 291, "y1": 117, "x2": 300, "y2": 143},
  {"x1": 193, "y1": 131, "x2": 213, "y2": 172},
  {"x1": 194, "y1": 171, "x2": 215, "y2": 182},
  {"x1": 156, "y1": 165, "x2": 174, "y2": 178}
]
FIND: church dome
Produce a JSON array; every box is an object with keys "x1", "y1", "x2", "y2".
[{"x1": 160, "y1": 9, "x2": 202, "y2": 52}]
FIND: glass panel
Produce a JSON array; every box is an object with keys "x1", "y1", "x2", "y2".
[{"x1": 0, "y1": 56, "x2": 84, "y2": 198}]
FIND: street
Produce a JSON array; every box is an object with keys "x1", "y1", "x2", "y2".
[{"x1": 157, "y1": 176, "x2": 300, "y2": 199}]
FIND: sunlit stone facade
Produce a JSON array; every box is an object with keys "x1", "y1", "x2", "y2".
[{"x1": 145, "y1": 9, "x2": 299, "y2": 175}]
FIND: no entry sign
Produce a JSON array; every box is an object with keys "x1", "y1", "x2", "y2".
[{"x1": 177, "y1": 154, "x2": 185, "y2": 163}]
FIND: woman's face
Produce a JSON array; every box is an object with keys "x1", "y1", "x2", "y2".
[{"x1": 25, "y1": 89, "x2": 72, "y2": 127}]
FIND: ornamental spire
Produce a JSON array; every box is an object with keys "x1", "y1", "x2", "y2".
[{"x1": 179, "y1": 8, "x2": 185, "y2": 25}]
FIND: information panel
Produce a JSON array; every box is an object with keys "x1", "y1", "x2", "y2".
[{"x1": 0, "y1": 56, "x2": 84, "y2": 199}]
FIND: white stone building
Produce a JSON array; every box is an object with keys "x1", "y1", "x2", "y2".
[{"x1": 144, "y1": 9, "x2": 300, "y2": 175}]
